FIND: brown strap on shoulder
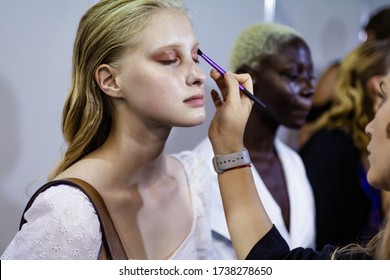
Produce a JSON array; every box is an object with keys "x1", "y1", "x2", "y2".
[{"x1": 20, "y1": 178, "x2": 128, "y2": 260}]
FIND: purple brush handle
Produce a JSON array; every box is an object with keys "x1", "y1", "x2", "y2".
[{"x1": 198, "y1": 49, "x2": 266, "y2": 109}]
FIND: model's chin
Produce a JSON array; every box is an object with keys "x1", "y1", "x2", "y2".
[
  {"x1": 178, "y1": 113, "x2": 206, "y2": 127},
  {"x1": 367, "y1": 168, "x2": 389, "y2": 191},
  {"x1": 184, "y1": 117, "x2": 206, "y2": 127},
  {"x1": 192, "y1": 109, "x2": 206, "y2": 124}
]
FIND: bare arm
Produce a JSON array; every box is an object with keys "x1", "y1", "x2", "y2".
[{"x1": 208, "y1": 70, "x2": 273, "y2": 259}]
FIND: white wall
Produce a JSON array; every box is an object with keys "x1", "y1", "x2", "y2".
[
  {"x1": 0, "y1": 0, "x2": 92, "y2": 253},
  {"x1": 1, "y1": 0, "x2": 389, "y2": 254}
]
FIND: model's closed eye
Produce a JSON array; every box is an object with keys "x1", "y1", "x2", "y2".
[{"x1": 159, "y1": 58, "x2": 179, "y2": 65}]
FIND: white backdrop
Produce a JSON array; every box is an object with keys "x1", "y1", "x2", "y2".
[{"x1": 1, "y1": 0, "x2": 389, "y2": 254}]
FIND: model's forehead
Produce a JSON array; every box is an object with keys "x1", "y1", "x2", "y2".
[{"x1": 138, "y1": 11, "x2": 195, "y2": 51}]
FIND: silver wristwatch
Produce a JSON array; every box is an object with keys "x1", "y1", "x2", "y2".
[{"x1": 212, "y1": 148, "x2": 251, "y2": 174}]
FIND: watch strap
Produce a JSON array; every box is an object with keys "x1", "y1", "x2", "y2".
[{"x1": 212, "y1": 148, "x2": 251, "y2": 174}]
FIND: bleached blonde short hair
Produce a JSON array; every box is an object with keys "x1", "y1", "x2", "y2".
[{"x1": 229, "y1": 22, "x2": 302, "y2": 71}]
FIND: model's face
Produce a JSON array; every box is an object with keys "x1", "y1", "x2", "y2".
[
  {"x1": 253, "y1": 39, "x2": 314, "y2": 128},
  {"x1": 366, "y1": 73, "x2": 390, "y2": 191},
  {"x1": 116, "y1": 11, "x2": 206, "y2": 128}
]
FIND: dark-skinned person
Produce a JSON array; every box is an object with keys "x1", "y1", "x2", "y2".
[{"x1": 194, "y1": 22, "x2": 316, "y2": 258}]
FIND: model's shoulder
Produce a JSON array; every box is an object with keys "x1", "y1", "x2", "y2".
[{"x1": 3, "y1": 184, "x2": 101, "y2": 260}]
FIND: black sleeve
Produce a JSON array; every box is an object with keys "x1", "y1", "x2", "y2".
[
  {"x1": 245, "y1": 226, "x2": 333, "y2": 260},
  {"x1": 245, "y1": 226, "x2": 370, "y2": 260}
]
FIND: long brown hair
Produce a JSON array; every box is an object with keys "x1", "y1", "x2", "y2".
[{"x1": 305, "y1": 40, "x2": 390, "y2": 158}]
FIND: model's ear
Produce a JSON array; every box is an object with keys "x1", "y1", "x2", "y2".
[{"x1": 95, "y1": 64, "x2": 122, "y2": 98}]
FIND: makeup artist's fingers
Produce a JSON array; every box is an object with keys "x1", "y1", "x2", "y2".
[
  {"x1": 211, "y1": 89, "x2": 223, "y2": 108},
  {"x1": 210, "y1": 69, "x2": 228, "y2": 99},
  {"x1": 234, "y1": 73, "x2": 253, "y2": 97},
  {"x1": 210, "y1": 69, "x2": 253, "y2": 106},
  {"x1": 210, "y1": 68, "x2": 224, "y2": 80},
  {"x1": 226, "y1": 73, "x2": 253, "y2": 104},
  {"x1": 210, "y1": 70, "x2": 238, "y2": 103},
  {"x1": 223, "y1": 72, "x2": 254, "y2": 112},
  {"x1": 223, "y1": 72, "x2": 242, "y2": 104},
  {"x1": 208, "y1": 71, "x2": 253, "y2": 155}
]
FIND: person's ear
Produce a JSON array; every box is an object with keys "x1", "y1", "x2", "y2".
[{"x1": 95, "y1": 64, "x2": 122, "y2": 98}]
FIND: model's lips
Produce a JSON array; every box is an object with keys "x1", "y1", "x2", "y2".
[{"x1": 184, "y1": 94, "x2": 205, "y2": 107}]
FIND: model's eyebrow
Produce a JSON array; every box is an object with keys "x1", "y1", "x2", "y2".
[
  {"x1": 151, "y1": 44, "x2": 179, "y2": 54},
  {"x1": 153, "y1": 42, "x2": 199, "y2": 52}
]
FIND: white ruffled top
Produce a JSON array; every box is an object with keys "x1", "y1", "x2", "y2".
[{"x1": 1, "y1": 151, "x2": 212, "y2": 260}]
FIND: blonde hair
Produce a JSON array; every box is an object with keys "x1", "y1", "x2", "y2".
[
  {"x1": 229, "y1": 23, "x2": 302, "y2": 72},
  {"x1": 49, "y1": 0, "x2": 188, "y2": 180},
  {"x1": 305, "y1": 40, "x2": 390, "y2": 157}
]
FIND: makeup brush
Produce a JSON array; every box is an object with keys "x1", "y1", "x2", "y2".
[{"x1": 197, "y1": 49, "x2": 266, "y2": 109}]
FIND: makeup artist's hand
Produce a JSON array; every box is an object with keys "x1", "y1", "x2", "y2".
[
  {"x1": 208, "y1": 69, "x2": 253, "y2": 155},
  {"x1": 208, "y1": 70, "x2": 272, "y2": 260}
]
